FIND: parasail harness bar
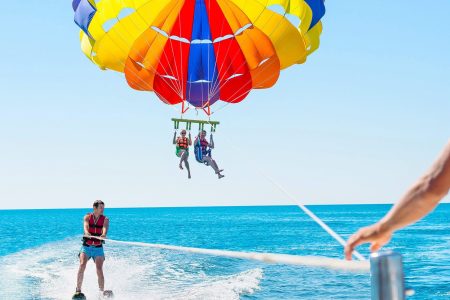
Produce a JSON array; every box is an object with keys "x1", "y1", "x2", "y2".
[{"x1": 172, "y1": 118, "x2": 219, "y2": 132}]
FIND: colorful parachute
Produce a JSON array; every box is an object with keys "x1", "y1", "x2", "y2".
[{"x1": 73, "y1": 0, "x2": 325, "y2": 111}]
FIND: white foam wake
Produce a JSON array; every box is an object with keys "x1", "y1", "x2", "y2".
[{"x1": 0, "y1": 238, "x2": 263, "y2": 300}]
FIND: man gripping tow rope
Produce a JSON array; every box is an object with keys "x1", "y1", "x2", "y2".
[{"x1": 73, "y1": 200, "x2": 113, "y2": 299}]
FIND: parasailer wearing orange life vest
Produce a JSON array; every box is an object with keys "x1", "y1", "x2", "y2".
[{"x1": 173, "y1": 129, "x2": 192, "y2": 179}]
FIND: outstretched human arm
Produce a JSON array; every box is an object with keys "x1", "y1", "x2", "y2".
[
  {"x1": 345, "y1": 140, "x2": 450, "y2": 260},
  {"x1": 173, "y1": 131, "x2": 177, "y2": 144},
  {"x1": 188, "y1": 132, "x2": 192, "y2": 146}
]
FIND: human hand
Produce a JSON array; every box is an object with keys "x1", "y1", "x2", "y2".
[{"x1": 345, "y1": 223, "x2": 393, "y2": 260}]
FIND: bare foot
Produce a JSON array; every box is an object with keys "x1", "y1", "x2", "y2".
[
  {"x1": 179, "y1": 164, "x2": 183, "y2": 170},
  {"x1": 218, "y1": 174, "x2": 225, "y2": 179}
]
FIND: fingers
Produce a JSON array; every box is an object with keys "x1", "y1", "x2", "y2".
[
  {"x1": 345, "y1": 223, "x2": 393, "y2": 260},
  {"x1": 345, "y1": 231, "x2": 367, "y2": 260},
  {"x1": 344, "y1": 245, "x2": 354, "y2": 261},
  {"x1": 344, "y1": 226, "x2": 375, "y2": 260},
  {"x1": 370, "y1": 242, "x2": 382, "y2": 252}
]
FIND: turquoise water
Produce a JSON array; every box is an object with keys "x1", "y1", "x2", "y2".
[{"x1": 0, "y1": 204, "x2": 449, "y2": 299}]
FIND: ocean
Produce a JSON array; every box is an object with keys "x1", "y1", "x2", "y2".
[{"x1": 0, "y1": 204, "x2": 449, "y2": 299}]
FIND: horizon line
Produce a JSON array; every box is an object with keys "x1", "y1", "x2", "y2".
[{"x1": 2, "y1": 202, "x2": 449, "y2": 211}]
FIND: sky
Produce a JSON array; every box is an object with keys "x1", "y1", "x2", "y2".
[{"x1": 0, "y1": 1, "x2": 449, "y2": 209}]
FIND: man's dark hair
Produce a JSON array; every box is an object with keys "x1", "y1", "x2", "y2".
[{"x1": 93, "y1": 200, "x2": 104, "y2": 208}]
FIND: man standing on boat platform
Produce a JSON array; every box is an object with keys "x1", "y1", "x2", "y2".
[{"x1": 73, "y1": 200, "x2": 113, "y2": 299}]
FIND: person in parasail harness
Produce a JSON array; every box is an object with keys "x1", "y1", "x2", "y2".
[
  {"x1": 73, "y1": 200, "x2": 112, "y2": 299},
  {"x1": 173, "y1": 129, "x2": 192, "y2": 179},
  {"x1": 194, "y1": 130, "x2": 224, "y2": 179}
]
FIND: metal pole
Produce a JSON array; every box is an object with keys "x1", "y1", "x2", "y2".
[{"x1": 370, "y1": 251, "x2": 405, "y2": 300}]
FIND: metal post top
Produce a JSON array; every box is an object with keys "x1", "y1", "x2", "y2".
[{"x1": 370, "y1": 250, "x2": 401, "y2": 260}]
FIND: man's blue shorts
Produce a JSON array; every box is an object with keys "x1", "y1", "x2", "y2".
[{"x1": 79, "y1": 245, "x2": 105, "y2": 261}]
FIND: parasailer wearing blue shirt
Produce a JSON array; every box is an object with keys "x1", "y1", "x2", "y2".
[{"x1": 194, "y1": 130, "x2": 224, "y2": 179}]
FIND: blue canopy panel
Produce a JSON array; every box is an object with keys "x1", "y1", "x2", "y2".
[
  {"x1": 305, "y1": 0, "x2": 325, "y2": 30},
  {"x1": 73, "y1": 0, "x2": 97, "y2": 39},
  {"x1": 186, "y1": 0, "x2": 220, "y2": 108}
]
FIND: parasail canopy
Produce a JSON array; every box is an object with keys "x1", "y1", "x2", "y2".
[{"x1": 73, "y1": 0, "x2": 325, "y2": 112}]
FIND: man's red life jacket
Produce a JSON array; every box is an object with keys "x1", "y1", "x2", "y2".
[{"x1": 83, "y1": 213, "x2": 106, "y2": 246}]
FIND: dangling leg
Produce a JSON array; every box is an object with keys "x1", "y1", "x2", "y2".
[
  {"x1": 178, "y1": 150, "x2": 186, "y2": 170},
  {"x1": 213, "y1": 159, "x2": 224, "y2": 179},
  {"x1": 211, "y1": 159, "x2": 223, "y2": 175},
  {"x1": 182, "y1": 151, "x2": 191, "y2": 179},
  {"x1": 204, "y1": 157, "x2": 224, "y2": 179}
]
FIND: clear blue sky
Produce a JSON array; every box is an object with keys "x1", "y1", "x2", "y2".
[{"x1": 1, "y1": 1, "x2": 449, "y2": 209}]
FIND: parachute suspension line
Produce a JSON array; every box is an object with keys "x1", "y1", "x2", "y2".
[
  {"x1": 94, "y1": 28, "x2": 182, "y2": 104},
  {"x1": 88, "y1": 236, "x2": 369, "y2": 272},
  {"x1": 208, "y1": 0, "x2": 273, "y2": 99},
  {"x1": 208, "y1": 1, "x2": 291, "y2": 107},
  {"x1": 209, "y1": 5, "x2": 303, "y2": 115},
  {"x1": 202, "y1": 102, "x2": 211, "y2": 116},
  {"x1": 143, "y1": 1, "x2": 185, "y2": 97},
  {"x1": 210, "y1": 57, "x2": 280, "y2": 115},
  {"x1": 208, "y1": 11, "x2": 231, "y2": 101},
  {"x1": 209, "y1": 116, "x2": 217, "y2": 132},
  {"x1": 217, "y1": 57, "x2": 280, "y2": 109},
  {"x1": 209, "y1": 9, "x2": 292, "y2": 111},
  {"x1": 181, "y1": 101, "x2": 190, "y2": 114},
  {"x1": 165, "y1": 40, "x2": 181, "y2": 97},
  {"x1": 90, "y1": 7, "x2": 176, "y2": 95},
  {"x1": 171, "y1": 11, "x2": 185, "y2": 98},
  {"x1": 110, "y1": 1, "x2": 200, "y2": 102},
  {"x1": 206, "y1": 6, "x2": 212, "y2": 109}
]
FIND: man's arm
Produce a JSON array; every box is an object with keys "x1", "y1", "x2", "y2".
[
  {"x1": 345, "y1": 140, "x2": 450, "y2": 259},
  {"x1": 101, "y1": 218, "x2": 109, "y2": 238},
  {"x1": 379, "y1": 141, "x2": 450, "y2": 231},
  {"x1": 173, "y1": 131, "x2": 177, "y2": 144},
  {"x1": 188, "y1": 133, "x2": 192, "y2": 146},
  {"x1": 83, "y1": 215, "x2": 90, "y2": 236}
]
